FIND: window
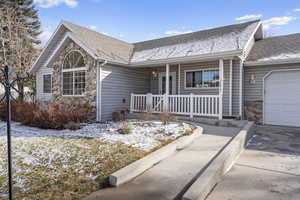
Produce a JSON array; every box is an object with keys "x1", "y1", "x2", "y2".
[
  {"x1": 185, "y1": 69, "x2": 219, "y2": 88},
  {"x1": 203, "y1": 69, "x2": 219, "y2": 88},
  {"x1": 43, "y1": 74, "x2": 52, "y2": 94},
  {"x1": 62, "y1": 51, "x2": 86, "y2": 96}
]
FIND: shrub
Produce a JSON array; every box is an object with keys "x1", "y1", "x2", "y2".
[
  {"x1": 112, "y1": 112, "x2": 121, "y2": 122},
  {"x1": 120, "y1": 109, "x2": 129, "y2": 121},
  {"x1": 117, "y1": 122, "x2": 132, "y2": 134},
  {"x1": 112, "y1": 109, "x2": 129, "y2": 122},
  {"x1": 159, "y1": 112, "x2": 174, "y2": 125},
  {"x1": 0, "y1": 100, "x2": 93, "y2": 130},
  {"x1": 0, "y1": 101, "x2": 39, "y2": 124}
]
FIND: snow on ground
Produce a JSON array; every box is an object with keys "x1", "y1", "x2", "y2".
[
  {"x1": 0, "y1": 120, "x2": 193, "y2": 150},
  {"x1": 0, "y1": 120, "x2": 194, "y2": 199}
]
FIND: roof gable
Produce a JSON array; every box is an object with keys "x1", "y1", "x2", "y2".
[
  {"x1": 62, "y1": 21, "x2": 134, "y2": 64},
  {"x1": 29, "y1": 22, "x2": 70, "y2": 73}
]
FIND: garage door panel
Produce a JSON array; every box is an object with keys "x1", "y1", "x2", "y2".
[{"x1": 265, "y1": 70, "x2": 300, "y2": 127}]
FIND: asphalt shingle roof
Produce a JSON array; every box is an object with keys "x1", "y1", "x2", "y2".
[
  {"x1": 246, "y1": 33, "x2": 300, "y2": 62},
  {"x1": 63, "y1": 21, "x2": 134, "y2": 64},
  {"x1": 131, "y1": 20, "x2": 261, "y2": 63},
  {"x1": 63, "y1": 20, "x2": 261, "y2": 64}
]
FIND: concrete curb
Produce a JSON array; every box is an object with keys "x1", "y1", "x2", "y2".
[
  {"x1": 182, "y1": 121, "x2": 254, "y2": 200},
  {"x1": 109, "y1": 125, "x2": 203, "y2": 187}
]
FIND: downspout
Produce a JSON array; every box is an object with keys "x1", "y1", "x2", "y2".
[{"x1": 96, "y1": 59, "x2": 107, "y2": 121}]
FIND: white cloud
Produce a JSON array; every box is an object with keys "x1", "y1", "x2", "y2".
[
  {"x1": 88, "y1": 25, "x2": 97, "y2": 30},
  {"x1": 235, "y1": 14, "x2": 262, "y2": 21},
  {"x1": 119, "y1": 34, "x2": 125, "y2": 38},
  {"x1": 34, "y1": 0, "x2": 78, "y2": 8},
  {"x1": 38, "y1": 28, "x2": 53, "y2": 48},
  {"x1": 294, "y1": 8, "x2": 300, "y2": 12},
  {"x1": 165, "y1": 29, "x2": 193, "y2": 36},
  {"x1": 263, "y1": 16, "x2": 297, "y2": 29}
]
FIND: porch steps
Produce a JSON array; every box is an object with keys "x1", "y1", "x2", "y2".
[{"x1": 84, "y1": 123, "x2": 241, "y2": 200}]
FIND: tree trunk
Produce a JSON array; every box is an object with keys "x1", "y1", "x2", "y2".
[{"x1": 17, "y1": 80, "x2": 24, "y2": 101}]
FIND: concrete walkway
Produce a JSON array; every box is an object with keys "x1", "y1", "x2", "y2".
[
  {"x1": 206, "y1": 125, "x2": 300, "y2": 200},
  {"x1": 84, "y1": 124, "x2": 240, "y2": 200}
]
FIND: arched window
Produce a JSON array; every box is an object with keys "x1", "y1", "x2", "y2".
[{"x1": 62, "y1": 51, "x2": 86, "y2": 96}]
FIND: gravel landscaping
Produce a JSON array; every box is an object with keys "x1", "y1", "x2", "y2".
[{"x1": 0, "y1": 120, "x2": 194, "y2": 199}]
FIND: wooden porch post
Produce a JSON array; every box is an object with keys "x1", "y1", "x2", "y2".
[
  {"x1": 178, "y1": 64, "x2": 181, "y2": 95},
  {"x1": 166, "y1": 64, "x2": 170, "y2": 95},
  {"x1": 164, "y1": 64, "x2": 170, "y2": 112},
  {"x1": 146, "y1": 93, "x2": 153, "y2": 112},
  {"x1": 219, "y1": 59, "x2": 224, "y2": 120},
  {"x1": 190, "y1": 93, "x2": 194, "y2": 118},
  {"x1": 130, "y1": 93, "x2": 134, "y2": 113}
]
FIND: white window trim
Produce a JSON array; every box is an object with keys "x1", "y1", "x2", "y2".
[
  {"x1": 184, "y1": 68, "x2": 220, "y2": 90},
  {"x1": 61, "y1": 51, "x2": 87, "y2": 97},
  {"x1": 43, "y1": 73, "x2": 52, "y2": 94}
]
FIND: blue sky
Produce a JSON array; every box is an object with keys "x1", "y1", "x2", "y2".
[{"x1": 34, "y1": 0, "x2": 300, "y2": 46}]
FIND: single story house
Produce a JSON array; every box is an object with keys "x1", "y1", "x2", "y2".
[{"x1": 29, "y1": 20, "x2": 300, "y2": 127}]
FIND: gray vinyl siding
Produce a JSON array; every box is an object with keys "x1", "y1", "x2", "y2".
[
  {"x1": 101, "y1": 64, "x2": 150, "y2": 120},
  {"x1": 244, "y1": 63, "x2": 300, "y2": 101},
  {"x1": 223, "y1": 60, "x2": 230, "y2": 116},
  {"x1": 36, "y1": 65, "x2": 53, "y2": 103},
  {"x1": 232, "y1": 60, "x2": 241, "y2": 116}
]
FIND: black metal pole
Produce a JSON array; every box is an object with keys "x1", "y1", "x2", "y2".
[{"x1": 4, "y1": 65, "x2": 13, "y2": 200}]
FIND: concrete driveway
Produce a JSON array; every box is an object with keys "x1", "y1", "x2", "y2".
[{"x1": 206, "y1": 125, "x2": 300, "y2": 200}]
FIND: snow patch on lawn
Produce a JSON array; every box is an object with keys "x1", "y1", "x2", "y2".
[
  {"x1": 0, "y1": 120, "x2": 194, "y2": 198},
  {"x1": 0, "y1": 120, "x2": 193, "y2": 151}
]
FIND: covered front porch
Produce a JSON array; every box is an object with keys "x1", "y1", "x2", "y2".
[{"x1": 130, "y1": 58, "x2": 240, "y2": 120}]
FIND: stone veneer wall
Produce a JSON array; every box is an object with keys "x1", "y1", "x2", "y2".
[
  {"x1": 244, "y1": 101, "x2": 263, "y2": 124},
  {"x1": 52, "y1": 41, "x2": 97, "y2": 119}
]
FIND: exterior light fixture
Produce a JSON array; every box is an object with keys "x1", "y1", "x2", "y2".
[{"x1": 250, "y1": 74, "x2": 256, "y2": 84}]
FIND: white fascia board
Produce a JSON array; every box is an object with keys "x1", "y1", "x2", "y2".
[
  {"x1": 244, "y1": 58, "x2": 300, "y2": 66},
  {"x1": 28, "y1": 22, "x2": 74, "y2": 74},
  {"x1": 128, "y1": 49, "x2": 243, "y2": 67},
  {"x1": 42, "y1": 33, "x2": 98, "y2": 69},
  {"x1": 242, "y1": 21, "x2": 263, "y2": 59}
]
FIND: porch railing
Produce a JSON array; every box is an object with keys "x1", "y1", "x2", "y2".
[{"x1": 130, "y1": 93, "x2": 221, "y2": 118}]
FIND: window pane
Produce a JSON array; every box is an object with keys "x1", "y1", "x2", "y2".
[
  {"x1": 63, "y1": 72, "x2": 73, "y2": 95},
  {"x1": 63, "y1": 51, "x2": 85, "y2": 69},
  {"x1": 204, "y1": 70, "x2": 219, "y2": 87},
  {"x1": 74, "y1": 71, "x2": 86, "y2": 95},
  {"x1": 186, "y1": 72, "x2": 193, "y2": 88},
  {"x1": 194, "y1": 71, "x2": 202, "y2": 88},
  {"x1": 43, "y1": 74, "x2": 52, "y2": 93}
]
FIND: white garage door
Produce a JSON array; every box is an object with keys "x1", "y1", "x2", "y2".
[{"x1": 264, "y1": 70, "x2": 300, "y2": 127}]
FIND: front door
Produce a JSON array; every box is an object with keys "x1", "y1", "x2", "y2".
[{"x1": 159, "y1": 72, "x2": 176, "y2": 94}]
